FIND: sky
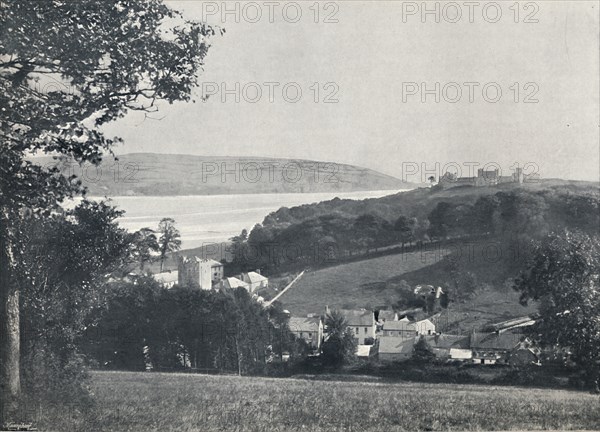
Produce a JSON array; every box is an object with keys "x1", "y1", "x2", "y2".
[{"x1": 103, "y1": 1, "x2": 600, "y2": 182}]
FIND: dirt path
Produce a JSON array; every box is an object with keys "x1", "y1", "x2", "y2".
[{"x1": 265, "y1": 270, "x2": 305, "y2": 306}]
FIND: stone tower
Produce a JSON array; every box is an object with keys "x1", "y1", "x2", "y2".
[{"x1": 177, "y1": 256, "x2": 213, "y2": 290}]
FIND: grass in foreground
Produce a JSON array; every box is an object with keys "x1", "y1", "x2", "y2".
[{"x1": 39, "y1": 371, "x2": 600, "y2": 431}]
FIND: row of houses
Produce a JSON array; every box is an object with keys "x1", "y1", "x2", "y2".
[
  {"x1": 153, "y1": 256, "x2": 268, "y2": 294},
  {"x1": 379, "y1": 331, "x2": 539, "y2": 365},
  {"x1": 288, "y1": 308, "x2": 437, "y2": 350},
  {"x1": 288, "y1": 307, "x2": 539, "y2": 366}
]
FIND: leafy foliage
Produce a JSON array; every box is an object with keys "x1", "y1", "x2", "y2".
[
  {"x1": 157, "y1": 218, "x2": 181, "y2": 271},
  {"x1": 321, "y1": 310, "x2": 357, "y2": 367},
  {"x1": 14, "y1": 201, "x2": 135, "y2": 404},
  {"x1": 514, "y1": 230, "x2": 600, "y2": 389},
  {"x1": 84, "y1": 282, "x2": 301, "y2": 375},
  {"x1": 0, "y1": 0, "x2": 218, "y2": 418}
]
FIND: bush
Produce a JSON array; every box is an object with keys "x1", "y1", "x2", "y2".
[{"x1": 492, "y1": 367, "x2": 560, "y2": 388}]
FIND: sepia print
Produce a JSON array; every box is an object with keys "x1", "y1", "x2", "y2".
[{"x1": 1, "y1": 1, "x2": 599, "y2": 431}]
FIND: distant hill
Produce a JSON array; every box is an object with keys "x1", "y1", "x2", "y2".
[
  {"x1": 259, "y1": 178, "x2": 599, "y2": 229},
  {"x1": 276, "y1": 243, "x2": 538, "y2": 330},
  {"x1": 32, "y1": 153, "x2": 416, "y2": 196},
  {"x1": 247, "y1": 179, "x2": 598, "y2": 329}
]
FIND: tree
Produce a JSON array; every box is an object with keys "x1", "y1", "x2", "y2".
[
  {"x1": 1, "y1": 0, "x2": 218, "y2": 420},
  {"x1": 15, "y1": 201, "x2": 135, "y2": 404},
  {"x1": 427, "y1": 202, "x2": 453, "y2": 239},
  {"x1": 413, "y1": 337, "x2": 436, "y2": 363},
  {"x1": 514, "y1": 230, "x2": 600, "y2": 390},
  {"x1": 428, "y1": 176, "x2": 436, "y2": 185},
  {"x1": 321, "y1": 310, "x2": 357, "y2": 367},
  {"x1": 229, "y1": 229, "x2": 252, "y2": 274},
  {"x1": 132, "y1": 227, "x2": 160, "y2": 271},
  {"x1": 157, "y1": 218, "x2": 181, "y2": 271},
  {"x1": 394, "y1": 215, "x2": 415, "y2": 247}
]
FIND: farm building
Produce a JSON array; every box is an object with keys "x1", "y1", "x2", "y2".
[
  {"x1": 422, "y1": 334, "x2": 471, "y2": 360},
  {"x1": 449, "y1": 348, "x2": 473, "y2": 361},
  {"x1": 484, "y1": 316, "x2": 538, "y2": 333},
  {"x1": 470, "y1": 332, "x2": 522, "y2": 365},
  {"x1": 378, "y1": 336, "x2": 416, "y2": 362},
  {"x1": 382, "y1": 318, "x2": 416, "y2": 337},
  {"x1": 218, "y1": 276, "x2": 250, "y2": 291},
  {"x1": 382, "y1": 318, "x2": 436, "y2": 337},
  {"x1": 240, "y1": 271, "x2": 269, "y2": 293},
  {"x1": 153, "y1": 270, "x2": 178, "y2": 288},
  {"x1": 507, "y1": 347, "x2": 540, "y2": 366}
]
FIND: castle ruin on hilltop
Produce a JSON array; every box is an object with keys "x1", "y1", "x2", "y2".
[{"x1": 437, "y1": 167, "x2": 540, "y2": 189}]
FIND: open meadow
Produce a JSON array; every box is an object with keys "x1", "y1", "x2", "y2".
[
  {"x1": 38, "y1": 371, "x2": 600, "y2": 432},
  {"x1": 278, "y1": 243, "x2": 537, "y2": 329},
  {"x1": 278, "y1": 249, "x2": 447, "y2": 315}
]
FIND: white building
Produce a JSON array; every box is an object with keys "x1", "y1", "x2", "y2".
[
  {"x1": 178, "y1": 256, "x2": 223, "y2": 290},
  {"x1": 153, "y1": 270, "x2": 178, "y2": 288},
  {"x1": 337, "y1": 309, "x2": 376, "y2": 345},
  {"x1": 240, "y1": 271, "x2": 269, "y2": 293}
]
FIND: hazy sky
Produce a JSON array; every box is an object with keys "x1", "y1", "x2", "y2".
[{"x1": 104, "y1": 1, "x2": 599, "y2": 182}]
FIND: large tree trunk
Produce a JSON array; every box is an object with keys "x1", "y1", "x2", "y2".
[{"x1": 0, "y1": 225, "x2": 20, "y2": 425}]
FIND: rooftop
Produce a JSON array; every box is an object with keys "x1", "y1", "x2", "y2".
[
  {"x1": 383, "y1": 320, "x2": 415, "y2": 332},
  {"x1": 243, "y1": 271, "x2": 268, "y2": 284},
  {"x1": 153, "y1": 270, "x2": 178, "y2": 285},
  {"x1": 423, "y1": 334, "x2": 470, "y2": 349},
  {"x1": 471, "y1": 332, "x2": 522, "y2": 351},
  {"x1": 339, "y1": 309, "x2": 374, "y2": 327},
  {"x1": 223, "y1": 277, "x2": 249, "y2": 289},
  {"x1": 378, "y1": 336, "x2": 416, "y2": 354},
  {"x1": 289, "y1": 316, "x2": 321, "y2": 333},
  {"x1": 378, "y1": 310, "x2": 397, "y2": 321}
]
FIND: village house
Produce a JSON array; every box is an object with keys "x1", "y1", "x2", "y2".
[
  {"x1": 377, "y1": 336, "x2": 416, "y2": 362},
  {"x1": 288, "y1": 316, "x2": 323, "y2": 351},
  {"x1": 206, "y1": 259, "x2": 224, "y2": 283},
  {"x1": 217, "y1": 276, "x2": 250, "y2": 291},
  {"x1": 470, "y1": 332, "x2": 523, "y2": 365},
  {"x1": 152, "y1": 270, "x2": 179, "y2": 288},
  {"x1": 382, "y1": 317, "x2": 436, "y2": 337},
  {"x1": 507, "y1": 346, "x2": 541, "y2": 366},
  {"x1": 377, "y1": 309, "x2": 398, "y2": 324},
  {"x1": 240, "y1": 271, "x2": 269, "y2": 293},
  {"x1": 382, "y1": 318, "x2": 416, "y2": 337},
  {"x1": 337, "y1": 309, "x2": 376, "y2": 345},
  {"x1": 422, "y1": 334, "x2": 471, "y2": 361}
]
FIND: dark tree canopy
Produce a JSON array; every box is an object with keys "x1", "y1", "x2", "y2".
[
  {"x1": 1, "y1": 0, "x2": 219, "y2": 212},
  {"x1": 514, "y1": 230, "x2": 600, "y2": 388},
  {"x1": 0, "y1": 0, "x2": 219, "y2": 421}
]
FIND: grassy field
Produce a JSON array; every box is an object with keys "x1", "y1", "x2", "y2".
[
  {"x1": 277, "y1": 243, "x2": 536, "y2": 329},
  {"x1": 278, "y1": 249, "x2": 448, "y2": 315},
  {"x1": 39, "y1": 371, "x2": 600, "y2": 431}
]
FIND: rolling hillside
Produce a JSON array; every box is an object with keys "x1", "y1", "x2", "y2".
[
  {"x1": 276, "y1": 241, "x2": 538, "y2": 330},
  {"x1": 33, "y1": 153, "x2": 416, "y2": 196}
]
